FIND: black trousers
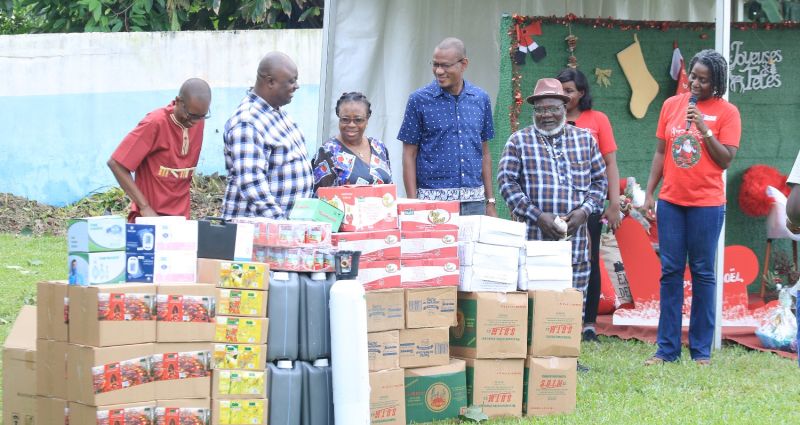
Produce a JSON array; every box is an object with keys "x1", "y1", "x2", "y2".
[{"x1": 585, "y1": 212, "x2": 602, "y2": 325}]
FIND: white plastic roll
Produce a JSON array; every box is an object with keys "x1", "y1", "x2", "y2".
[{"x1": 330, "y1": 280, "x2": 371, "y2": 424}]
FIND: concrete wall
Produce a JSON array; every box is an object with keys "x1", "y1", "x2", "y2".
[{"x1": 0, "y1": 30, "x2": 322, "y2": 206}]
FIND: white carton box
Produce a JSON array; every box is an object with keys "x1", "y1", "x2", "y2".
[
  {"x1": 460, "y1": 265, "x2": 518, "y2": 292},
  {"x1": 459, "y1": 242, "x2": 519, "y2": 269},
  {"x1": 135, "y1": 217, "x2": 199, "y2": 252},
  {"x1": 233, "y1": 222, "x2": 255, "y2": 261},
  {"x1": 519, "y1": 241, "x2": 572, "y2": 291},
  {"x1": 154, "y1": 251, "x2": 198, "y2": 283},
  {"x1": 458, "y1": 216, "x2": 526, "y2": 248},
  {"x1": 67, "y1": 216, "x2": 126, "y2": 253},
  {"x1": 67, "y1": 251, "x2": 126, "y2": 285}
]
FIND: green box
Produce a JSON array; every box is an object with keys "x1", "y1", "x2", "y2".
[
  {"x1": 67, "y1": 216, "x2": 126, "y2": 253},
  {"x1": 288, "y1": 198, "x2": 344, "y2": 232},
  {"x1": 404, "y1": 359, "x2": 467, "y2": 423}
]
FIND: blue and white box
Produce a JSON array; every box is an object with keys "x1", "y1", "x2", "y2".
[
  {"x1": 126, "y1": 224, "x2": 156, "y2": 254},
  {"x1": 126, "y1": 253, "x2": 155, "y2": 283},
  {"x1": 67, "y1": 251, "x2": 127, "y2": 285},
  {"x1": 67, "y1": 216, "x2": 126, "y2": 253}
]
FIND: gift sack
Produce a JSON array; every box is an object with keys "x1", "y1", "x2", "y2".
[{"x1": 599, "y1": 232, "x2": 633, "y2": 307}]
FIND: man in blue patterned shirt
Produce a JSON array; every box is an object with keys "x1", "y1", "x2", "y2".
[
  {"x1": 498, "y1": 78, "x2": 607, "y2": 295},
  {"x1": 222, "y1": 52, "x2": 314, "y2": 219},
  {"x1": 398, "y1": 37, "x2": 497, "y2": 216}
]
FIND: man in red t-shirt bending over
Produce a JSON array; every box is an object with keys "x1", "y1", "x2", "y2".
[{"x1": 108, "y1": 78, "x2": 211, "y2": 222}]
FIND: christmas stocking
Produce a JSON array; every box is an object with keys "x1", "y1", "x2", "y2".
[{"x1": 617, "y1": 34, "x2": 659, "y2": 119}]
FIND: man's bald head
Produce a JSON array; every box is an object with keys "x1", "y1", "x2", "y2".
[
  {"x1": 178, "y1": 78, "x2": 211, "y2": 103},
  {"x1": 254, "y1": 51, "x2": 299, "y2": 108},
  {"x1": 257, "y1": 51, "x2": 296, "y2": 80},
  {"x1": 435, "y1": 37, "x2": 466, "y2": 58}
]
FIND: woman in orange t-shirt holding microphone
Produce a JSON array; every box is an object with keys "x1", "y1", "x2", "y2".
[{"x1": 643, "y1": 50, "x2": 741, "y2": 366}]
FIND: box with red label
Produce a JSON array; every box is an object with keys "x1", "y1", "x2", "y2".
[
  {"x1": 317, "y1": 184, "x2": 398, "y2": 232},
  {"x1": 396, "y1": 199, "x2": 460, "y2": 231},
  {"x1": 369, "y1": 368, "x2": 406, "y2": 425},
  {"x1": 67, "y1": 343, "x2": 155, "y2": 405},
  {"x1": 460, "y1": 357, "x2": 524, "y2": 418},
  {"x1": 332, "y1": 229, "x2": 401, "y2": 261},
  {"x1": 252, "y1": 246, "x2": 335, "y2": 272},
  {"x1": 400, "y1": 258, "x2": 459, "y2": 288},
  {"x1": 212, "y1": 369, "x2": 268, "y2": 399},
  {"x1": 68, "y1": 284, "x2": 156, "y2": 347},
  {"x1": 37, "y1": 280, "x2": 69, "y2": 341},
  {"x1": 357, "y1": 259, "x2": 402, "y2": 291},
  {"x1": 527, "y1": 290, "x2": 582, "y2": 357},
  {"x1": 156, "y1": 284, "x2": 216, "y2": 342},
  {"x1": 523, "y1": 356, "x2": 576, "y2": 416},
  {"x1": 156, "y1": 399, "x2": 211, "y2": 425},
  {"x1": 214, "y1": 317, "x2": 269, "y2": 344},
  {"x1": 69, "y1": 401, "x2": 156, "y2": 425},
  {"x1": 152, "y1": 342, "x2": 212, "y2": 399},
  {"x1": 400, "y1": 230, "x2": 458, "y2": 260},
  {"x1": 217, "y1": 288, "x2": 268, "y2": 317},
  {"x1": 197, "y1": 258, "x2": 270, "y2": 290}
]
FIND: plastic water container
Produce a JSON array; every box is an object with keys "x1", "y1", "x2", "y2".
[
  {"x1": 330, "y1": 280, "x2": 370, "y2": 424},
  {"x1": 268, "y1": 271, "x2": 300, "y2": 361},
  {"x1": 268, "y1": 360, "x2": 302, "y2": 425},
  {"x1": 299, "y1": 359, "x2": 334, "y2": 425},
  {"x1": 299, "y1": 272, "x2": 335, "y2": 362}
]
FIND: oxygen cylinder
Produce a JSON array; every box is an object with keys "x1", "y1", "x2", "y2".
[{"x1": 330, "y1": 280, "x2": 370, "y2": 424}]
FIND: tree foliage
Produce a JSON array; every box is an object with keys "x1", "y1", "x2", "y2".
[{"x1": 1, "y1": 0, "x2": 322, "y2": 34}]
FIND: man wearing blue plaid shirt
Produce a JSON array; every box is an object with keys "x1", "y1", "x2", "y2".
[
  {"x1": 498, "y1": 78, "x2": 607, "y2": 297},
  {"x1": 222, "y1": 52, "x2": 314, "y2": 219}
]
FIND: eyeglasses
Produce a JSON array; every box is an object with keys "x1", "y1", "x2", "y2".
[
  {"x1": 430, "y1": 58, "x2": 464, "y2": 70},
  {"x1": 339, "y1": 116, "x2": 367, "y2": 125},
  {"x1": 180, "y1": 99, "x2": 211, "y2": 120},
  {"x1": 533, "y1": 105, "x2": 564, "y2": 115}
]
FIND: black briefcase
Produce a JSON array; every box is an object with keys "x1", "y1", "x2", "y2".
[{"x1": 197, "y1": 217, "x2": 237, "y2": 260}]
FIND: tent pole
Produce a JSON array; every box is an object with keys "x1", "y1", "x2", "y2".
[{"x1": 317, "y1": 0, "x2": 337, "y2": 149}]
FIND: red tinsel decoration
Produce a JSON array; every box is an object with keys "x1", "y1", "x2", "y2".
[{"x1": 738, "y1": 165, "x2": 791, "y2": 217}]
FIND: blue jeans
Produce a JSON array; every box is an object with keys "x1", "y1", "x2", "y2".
[
  {"x1": 797, "y1": 296, "x2": 800, "y2": 367},
  {"x1": 655, "y1": 200, "x2": 725, "y2": 361},
  {"x1": 460, "y1": 201, "x2": 486, "y2": 216}
]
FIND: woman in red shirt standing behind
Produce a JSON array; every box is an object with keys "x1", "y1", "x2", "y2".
[
  {"x1": 643, "y1": 49, "x2": 741, "y2": 366},
  {"x1": 556, "y1": 68, "x2": 621, "y2": 343}
]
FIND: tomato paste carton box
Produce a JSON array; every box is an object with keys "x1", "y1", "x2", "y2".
[
  {"x1": 212, "y1": 399, "x2": 269, "y2": 425},
  {"x1": 460, "y1": 357, "x2": 525, "y2": 418},
  {"x1": 404, "y1": 286, "x2": 457, "y2": 329},
  {"x1": 69, "y1": 401, "x2": 156, "y2": 425},
  {"x1": 523, "y1": 356, "x2": 577, "y2": 416},
  {"x1": 317, "y1": 184, "x2": 398, "y2": 232},
  {"x1": 369, "y1": 368, "x2": 406, "y2": 425},
  {"x1": 400, "y1": 258, "x2": 459, "y2": 288},
  {"x1": 396, "y1": 199, "x2": 460, "y2": 231},
  {"x1": 332, "y1": 229, "x2": 401, "y2": 261},
  {"x1": 357, "y1": 259, "x2": 402, "y2": 291},
  {"x1": 37, "y1": 280, "x2": 69, "y2": 341},
  {"x1": 67, "y1": 343, "x2": 155, "y2": 405},
  {"x1": 155, "y1": 399, "x2": 212, "y2": 425},
  {"x1": 67, "y1": 216, "x2": 126, "y2": 253},
  {"x1": 152, "y1": 342, "x2": 212, "y2": 399},
  {"x1": 156, "y1": 284, "x2": 217, "y2": 342},
  {"x1": 400, "y1": 229, "x2": 458, "y2": 260},
  {"x1": 69, "y1": 284, "x2": 156, "y2": 347}
]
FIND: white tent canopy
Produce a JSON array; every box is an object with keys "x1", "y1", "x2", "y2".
[{"x1": 319, "y1": 0, "x2": 732, "y2": 349}]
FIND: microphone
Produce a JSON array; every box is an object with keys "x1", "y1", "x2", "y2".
[{"x1": 686, "y1": 95, "x2": 697, "y2": 131}]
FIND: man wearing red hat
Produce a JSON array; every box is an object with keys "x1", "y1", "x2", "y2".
[{"x1": 497, "y1": 77, "x2": 607, "y2": 340}]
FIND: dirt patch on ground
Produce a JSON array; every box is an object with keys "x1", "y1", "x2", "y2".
[{"x1": 0, "y1": 174, "x2": 225, "y2": 236}]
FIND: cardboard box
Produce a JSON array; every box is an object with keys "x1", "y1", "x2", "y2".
[
  {"x1": 156, "y1": 283, "x2": 216, "y2": 342},
  {"x1": 126, "y1": 252, "x2": 155, "y2": 283},
  {"x1": 332, "y1": 229, "x2": 401, "y2": 261},
  {"x1": 67, "y1": 343, "x2": 155, "y2": 405},
  {"x1": 460, "y1": 358, "x2": 524, "y2": 418},
  {"x1": 400, "y1": 229, "x2": 458, "y2": 260},
  {"x1": 458, "y1": 216, "x2": 526, "y2": 247},
  {"x1": 214, "y1": 317, "x2": 269, "y2": 344},
  {"x1": 357, "y1": 259, "x2": 401, "y2": 291},
  {"x1": 317, "y1": 184, "x2": 399, "y2": 232},
  {"x1": 152, "y1": 342, "x2": 212, "y2": 399},
  {"x1": 365, "y1": 289, "x2": 405, "y2": 332},
  {"x1": 460, "y1": 265, "x2": 519, "y2": 293},
  {"x1": 3, "y1": 306, "x2": 37, "y2": 425},
  {"x1": 459, "y1": 241, "x2": 520, "y2": 269},
  {"x1": 451, "y1": 291, "x2": 528, "y2": 359},
  {"x1": 197, "y1": 258, "x2": 270, "y2": 290},
  {"x1": 69, "y1": 283, "x2": 156, "y2": 347},
  {"x1": 135, "y1": 217, "x2": 199, "y2": 252},
  {"x1": 156, "y1": 398, "x2": 212, "y2": 425},
  {"x1": 400, "y1": 258, "x2": 460, "y2": 288},
  {"x1": 217, "y1": 288, "x2": 268, "y2": 317},
  {"x1": 519, "y1": 241, "x2": 573, "y2": 291},
  {"x1": 154, "y1": 251, "x2": 198, "y2": 284},
  {"x1": 36, "y1": 397, "x2": 68, "y2": 425},
  {"x1": 37, "y1": 280, "x2": 69, "y2": 341},
  {"x1": 126, "y1": 223, "x2": 156, "y2": 253},
  {"x1": 36, "y1": 339, "x2": 68, "y2": 399},
  {"x1": 368, "y1": 330, "x2": 400, "y2": 372},
  {"x1": 69, "y1": 401, "x2": 156, "y2": 425},
  {"x1": 211, "y1": 343, "x2": 267, "y2": 370},
  {"x1": 527, "y1": 290, "x2": 582, "y2": 357},
  {"x1": 396, "y1": 199, "x2": 460, "y2": 231},
  {"x1": 289, "y1": 197, "x2": 345, "y2": 231},
  {"x1": 67, "y1": 216, "x2": 126, "y2": 253},
  {"x1": 404, "y1": 359, "x2": 467, "y2": 423},
  {"x1": 398, "y1": 327, "x2": 449, "y2": 368},
  {"x1": 404, "y1": 286, "x2": 457, "y2": 329},
  {"x1": 212, "y1": 369, "x2": 268, "y2": 399},
  {"x1": 67, "y1": 251, "x2": 127, "y2": 285},
  {"x1": 212, "y1": 398, "x2": 269, "y2": 425},
  {"x1": 369, "y1": 368, "x2": 406, "y2": 425},
  {"x1": 523, "y1": 357, "x2": 577, "y2": 416}
]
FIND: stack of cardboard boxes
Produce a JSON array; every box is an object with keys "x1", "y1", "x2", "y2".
[{"x1": 3, "y1": 305, "x2": 38, "y2": 424}]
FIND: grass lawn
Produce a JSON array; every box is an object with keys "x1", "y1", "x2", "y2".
[{"x1": 0, "y1": 233, "x2": 797, "y2": 423}]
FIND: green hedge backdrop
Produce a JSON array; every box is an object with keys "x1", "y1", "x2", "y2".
[{"x1": 492, "y1": 16, "x2": 800, "y2": 292}]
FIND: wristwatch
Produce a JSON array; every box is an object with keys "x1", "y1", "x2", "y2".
[
  {"x1": 704, "y1": 128, "x2": 713, "y2": 138},
  {"x1": 486, "y1": 197, "x2": 496, "y2": 205}
]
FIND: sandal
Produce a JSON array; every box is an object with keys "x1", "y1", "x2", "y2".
[
  {"x1": 643, "y1": 356, "x2": 667, "y2": 366},
  {"x1": 694, "y1": 359, "x2": 711, "y2": 366}
]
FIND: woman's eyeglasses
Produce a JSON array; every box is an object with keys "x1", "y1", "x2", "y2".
[{"x1": 339, "y1": 116, "x2": 367, "y2": 125}]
